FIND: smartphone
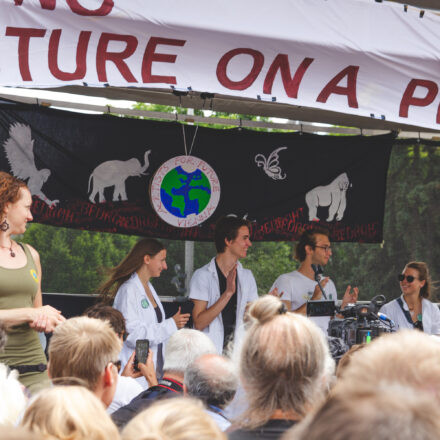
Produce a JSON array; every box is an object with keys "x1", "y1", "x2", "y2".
[
  {"x1": 134, "y1": 339, "x2": 150, "y2": 372},
  {"x1": 180, "y1": 300, "x2": 194, "y2": 315}
]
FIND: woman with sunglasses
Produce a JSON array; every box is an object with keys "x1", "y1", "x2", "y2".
[
  {"x1": 380, "y1": 262, "x2": 440, "y2": 334},
  {"x1": 98, "y1": 238, "x2": 190, "y2": 388}
]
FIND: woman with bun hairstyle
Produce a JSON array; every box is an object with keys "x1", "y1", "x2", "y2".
[
  {"x1": 228, "y1": 295, "x2": 334, "y2": 440},
  {"x1": 0, "y1": 172, "x2": 65, "y2": 393},
  {"x1": 380, "y1": 261, "x2": 440, "y2": 334},
  {"x1": 99, "y1": 238, "x2": 190, "y2": 387}
]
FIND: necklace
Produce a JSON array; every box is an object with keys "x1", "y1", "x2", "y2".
[{"x1": 0, "y1": 241, "x2": 15, "y2": 257}]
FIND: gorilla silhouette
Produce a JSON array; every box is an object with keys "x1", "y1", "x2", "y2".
[{"x1": 305, "y1": 173, "x2": 350, "y2": 222}]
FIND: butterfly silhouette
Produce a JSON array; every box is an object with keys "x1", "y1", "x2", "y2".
[{"x1": 254, "y1": 147, "x2": 287, "y2": 180}]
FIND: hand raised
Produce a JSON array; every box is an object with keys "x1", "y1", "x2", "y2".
[
  {"x1": 121, "y1": 350, "x2": 142, "y2": 378},
  {"x1": 138, "y1": 349, "x2": 158, "y2": 387},
  {"x1": 342, "y1": 285, "x2": 359, "y2": 307},
  {"x1": 225, "y1": 264, "x2": 237, "y2": 295},
  {"x1": 312, "y1": 277, "x2": 329, "y2": 300},
  {"x1": 172, "y1": 307, "x2": 190, "y2": 329}
]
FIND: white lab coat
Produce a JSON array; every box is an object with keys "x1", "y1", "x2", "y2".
[
  {"x1": 113, "y1": 272, "x2": 177, "y2": 387},
  {"x1": 189, "y1": 258, "x2": 258, "y2": 354}
]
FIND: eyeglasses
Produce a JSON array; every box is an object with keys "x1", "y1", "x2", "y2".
[
  {"x1": 109, "y1": 360, "x2": 122, "y2": 372},
  {"x1": 398, "y1": 274, "x2": 418, "y2": 283},
  {"x1": 314, "y1": 245, "x2": 332, "y2": 253}
]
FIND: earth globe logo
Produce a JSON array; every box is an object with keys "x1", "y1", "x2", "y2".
[{"x1": 150, "y1": 156, "x2": 220, "y2": 227}]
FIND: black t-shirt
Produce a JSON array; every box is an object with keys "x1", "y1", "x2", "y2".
[
  {"x1": 228, "y1": 419, "x2": 298, "y2": 440},
  {"x1": 154, "y1": 306, "x2": 164, "y2": 376},
  {"x1": 215, "y1": 260, "x2": 238, "y2": 349}
]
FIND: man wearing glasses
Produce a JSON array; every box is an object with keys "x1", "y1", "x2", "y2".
[{"x1": 271, "y1": 226, "x2": 358, "y2": 333}]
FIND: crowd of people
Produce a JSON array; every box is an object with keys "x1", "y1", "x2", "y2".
[{"x1": 0, "y1": 171, "x2": 439, "y2": 439}]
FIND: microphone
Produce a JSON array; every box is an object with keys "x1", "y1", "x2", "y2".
[
  {"x1": 377, "y1": 312, "x2": 395, "y2": 327},
  {"x1": 311, "y1": 264, "x2": 323, "y2": 282},
  {"x1": 311, "y1": 264, "x2": 327, "y2": 300}
]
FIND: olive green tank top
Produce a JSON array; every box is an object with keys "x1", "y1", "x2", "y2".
[{"x1": 0, "y1": 243, "x2": 46, "y2": 368}]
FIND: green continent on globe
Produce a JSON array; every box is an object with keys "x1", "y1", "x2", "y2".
[
  {"x1": 160, "y1": 166, "x2": 212, "y2": 218},
  {"x1": 189, "y1": 171, "x2": 211, "y2": 212}
]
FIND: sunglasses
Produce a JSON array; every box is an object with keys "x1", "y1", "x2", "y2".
[{"x1": 398, "y1": 274, "x2": 418, "y2": 283}]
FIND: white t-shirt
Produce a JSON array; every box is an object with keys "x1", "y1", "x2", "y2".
[
  {"x1": 380, "y1": 295, "x2": 440, "y2": 335},
  {"x1": 107, "y1": 375, "x2": 143, "y2": 414},
  {"x1": 271, "y1": 270, "x2": 337, "y2": 334}
]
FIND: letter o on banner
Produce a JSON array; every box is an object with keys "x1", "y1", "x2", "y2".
[
  {"x1": 66, "y1": 0, "x2": 114, "y2": 16},
  {"x1": 216, "y1": 48, "x2": 264, "y2": 90}
]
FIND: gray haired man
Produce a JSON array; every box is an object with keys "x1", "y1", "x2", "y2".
[{"x1": 184, "y1": 353, "x2": 238, "y2": 431}]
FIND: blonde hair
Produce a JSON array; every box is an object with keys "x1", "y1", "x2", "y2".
[
  {"x1": 238, "y1": 295, "x2": 333, "y2": 429},
  {"x1": 121, "y1": 397, "x2": 226, "y2": 440},
  {"x1": 0, "y1": 363, "x2": 27, "y2": 426},
  {"x1": 335, "y1": 344, "x2": 366, "y2": 379},
  {"x1": 334, "y1": 330, "x2": 440, "y2": 400},
  {"x1": 287, "y1": 384, "x2": 440, "y2": 440},
  {"x1": 21, "y1": 386, "x2": 120, "y2": 440},
  {"x1": 48, "y1": 317, "x2": 121, "y2": 390},
  {"x1": 0, "y1": 426, "x2": 43, "y2": 440}
]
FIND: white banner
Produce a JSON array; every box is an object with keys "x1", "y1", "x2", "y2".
[{"x1": 1, "y1": 0, "x2": 440, "y2": 130}]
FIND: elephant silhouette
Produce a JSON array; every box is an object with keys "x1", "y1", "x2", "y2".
[
  {"x1": 305, "y1": 172, "x2": 350, "y2": 222},
  {"x1": 88, "y1": 150, "x2": 151, "y2": 203}
]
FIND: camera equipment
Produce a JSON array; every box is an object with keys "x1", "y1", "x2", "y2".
[
  {"x1": 307, "y1": 300, "x2": 336, "y2": 317},
  {"x1": 328, "y1": 295, "x2": 395, "y2": 347}
]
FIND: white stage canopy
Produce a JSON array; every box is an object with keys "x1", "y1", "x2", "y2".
[{"x1": 1, "y1": 0, "x2": 440, "y2": 131}]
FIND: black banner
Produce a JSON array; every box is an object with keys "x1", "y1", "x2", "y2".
[{"x1": 0, "y1": 103, "x2": 393, "y2": 242}]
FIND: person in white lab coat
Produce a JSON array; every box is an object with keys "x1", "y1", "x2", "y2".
[
  {"x1": 189, "y1": 217, "x2": 259, "y2": 354},
  {"x1": 98, "y1": 238, "x2": 190, "y2": 388}
]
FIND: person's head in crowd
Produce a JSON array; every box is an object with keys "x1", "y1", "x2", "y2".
[
  {"x1": 214, "y1": 216, "x2": 252, "y2": 255},
  {"x1": 335, "y1": 344, "x2": 366, "y2": 379},
  {"x1": 0, "y1": 363, "x2": 27, "y2": 426},
  {"x1": 238, "y1": 295, "x2": 334, "y2": 429},
  {"x1": 285, "y1": 384, "x2": 440, "y2": 440},
  {"x1": 83, "y1": 303, "x2": 127, "y2": 342},
  {"x1": 21, "y1": 385, "x2": 120, "y2": 440},
  {"x1": 48, "y1": 316, "x2": 121, "y2": 407},
  {"x1": 184, "y1": 354, "x2": 237, "y2": 409},
  {"x1": 333, "y1": 330, "x2": 440, "y2": 400},
  {"x1": 121, "y1": 397, "x2": 226, "y2": 440},
  {"x1": 0, "y1": 426, "x2": 43, "y2": 440},
  {"x1": 98, "y1": 238, "x2": 166, "y2": 302},
  {"x1": 163, "y1": 329, "x2": 217, "y2": 379},
  {"x1": 400, "y1": 261, "x2": 432, "y2": 299},
  {"x1": 295, "y1": 226, "x2": 331, "y2": 263}
]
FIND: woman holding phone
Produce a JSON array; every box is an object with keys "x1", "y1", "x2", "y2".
[
  {"x1": 380, "y1": 261, "x2": 440, "y2": 335},
  {"x1": 99, "y1": 238, "x2": 190, "y2": 388}
]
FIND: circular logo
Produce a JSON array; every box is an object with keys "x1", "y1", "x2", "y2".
[
  {"x1": 30, "y1": 269, "x2": 39, "y2": 284},
  {"x1": 150, "y1": 156, "x2": 220, "y2": 228},
  {"x1": 141, "y1": 298, "x2": 149, "y2": 309}
]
